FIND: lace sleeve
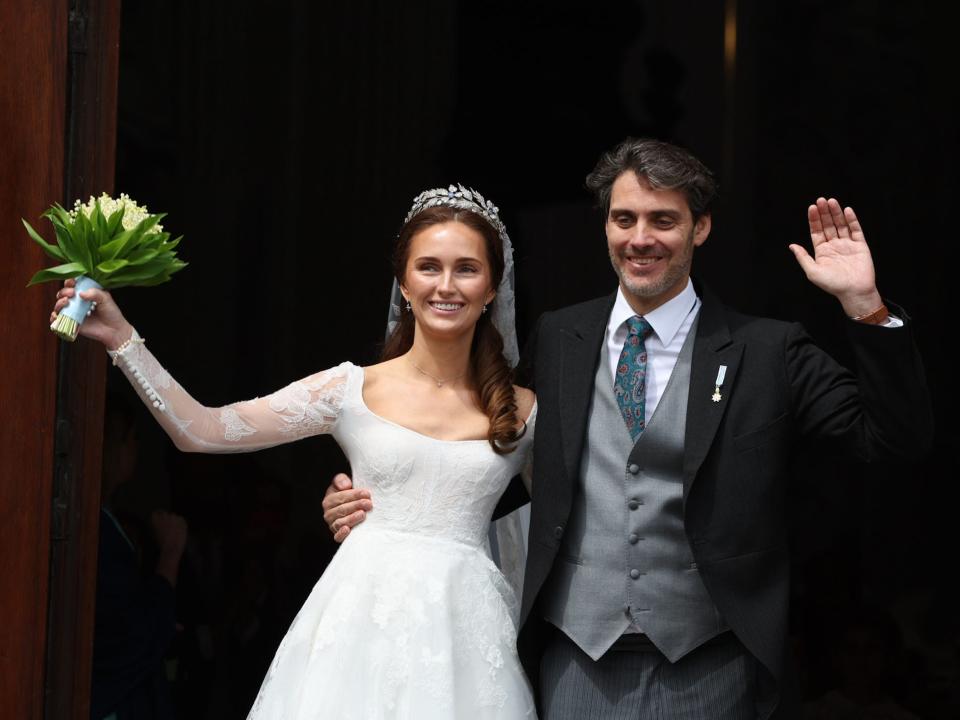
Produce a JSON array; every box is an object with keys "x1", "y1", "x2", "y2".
[{"x1": 108, "y1": 329, "x2": 349, "y2": 453}]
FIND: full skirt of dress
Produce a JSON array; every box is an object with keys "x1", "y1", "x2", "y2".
[{"x1": 246, "y1": 526, "x2": 537, "y2": 719}]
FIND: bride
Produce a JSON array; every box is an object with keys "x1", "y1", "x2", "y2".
[{"x1": 51, "y1": 186, "x2": 538, "y2": 719}]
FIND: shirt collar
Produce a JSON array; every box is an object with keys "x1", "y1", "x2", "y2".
[{"x1": 608, "y1": 279, "x2": 699, "y2": 346}]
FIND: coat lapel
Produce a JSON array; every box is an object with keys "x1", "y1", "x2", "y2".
[
  {"x1": 558, "y1": 294, "x2": 614, "y2": 487},
  {"x1": 683, "y1": 284, "x2": 743, "y2": 497}
]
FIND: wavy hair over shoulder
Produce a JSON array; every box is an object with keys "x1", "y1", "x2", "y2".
[{"x1": 381, "y1": 206, "x2": 525, "y2": 454}]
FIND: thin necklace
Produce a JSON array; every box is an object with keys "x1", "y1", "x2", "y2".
[{"x1": 407, "y1": 357, "x2": 467, "y2": 388}]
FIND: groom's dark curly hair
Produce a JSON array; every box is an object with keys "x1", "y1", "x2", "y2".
[{"x1": 586, "y1": 137, "x2": 719, "y2": 221}]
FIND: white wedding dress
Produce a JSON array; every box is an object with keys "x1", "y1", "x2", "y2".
[{"x1": 110, "y1": 335, "x2": 537, "y2": 719}]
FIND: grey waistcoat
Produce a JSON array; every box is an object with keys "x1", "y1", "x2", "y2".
[{"x1": 541, "y1": 318, "x2": 728, "y2": 662}]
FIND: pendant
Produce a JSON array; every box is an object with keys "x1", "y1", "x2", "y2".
[{"x1": 712, "y1": 365, "x2": 727, "y2": 403}]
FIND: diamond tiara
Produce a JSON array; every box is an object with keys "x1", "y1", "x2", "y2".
[{"x1": 404, "y1": 183, "x2": 508, "y2": 243}]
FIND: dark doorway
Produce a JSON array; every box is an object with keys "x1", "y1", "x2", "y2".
[{"x1": 95, "y1": 1, "x2": 959, "y2": 718}]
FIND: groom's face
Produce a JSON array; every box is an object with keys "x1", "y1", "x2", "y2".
[{"x1": 606, "y1": 172, "x2": 710, "y2": 314}]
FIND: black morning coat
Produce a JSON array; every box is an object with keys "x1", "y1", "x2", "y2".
[{"x1": 495, "y1": 280, "x2": 933, "y2": 718}]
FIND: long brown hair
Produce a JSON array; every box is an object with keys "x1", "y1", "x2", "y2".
[{"x1": 381, "y1": 206, "x2": 525, "y2": 454}]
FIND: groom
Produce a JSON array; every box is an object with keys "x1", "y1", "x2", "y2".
[{"x1": 323, "y1": 138, "x2": 932, "y2": 718}]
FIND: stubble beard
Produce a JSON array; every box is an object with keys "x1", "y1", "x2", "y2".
[{"x1": 609, "y1": 230, "x2": 696, "y2": 304}]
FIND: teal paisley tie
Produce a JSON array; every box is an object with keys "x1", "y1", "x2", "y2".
[{"x1": 614, "y1": 315, "x2": 653, "y2": 441}]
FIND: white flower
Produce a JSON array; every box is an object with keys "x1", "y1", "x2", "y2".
[{"x1": 69, "y1": 192, "x2": 163, "y2": 234}]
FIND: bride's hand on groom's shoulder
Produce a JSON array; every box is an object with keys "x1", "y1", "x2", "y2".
[{"x1": 323, "y1": 473, "x2": 373, "y2": 542}]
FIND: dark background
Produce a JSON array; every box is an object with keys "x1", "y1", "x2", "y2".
[{"x1": 103, "y1": 0, "x2": 957, "y2": 716}]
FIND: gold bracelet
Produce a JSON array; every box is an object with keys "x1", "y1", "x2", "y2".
[{"x1": 850, "y1": 304, "x2": 889, "y2": 325}]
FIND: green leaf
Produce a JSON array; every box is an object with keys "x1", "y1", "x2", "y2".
[
  {"x1": 96, "y1": 258, "x2": 130, "y2": 274},
  {"x1": 141, "y1": 230, "x2": 169, "y2": 248},
  {"x1": 93, "y1": 201, "x2": 109, "y2": 263},
  {"x1": 106, "y1": 206, "x2": 126, "y2": 236},
  {"x1": 22, "y1": 219, "x2": 67, "y2": 262},
  {"x1": 103, "y1": 257, "x2": 186, "y2": 287},
  {"x1": 162, "y1": 235, "x2": 183, "y2": 251},
  {"x1": 44, "y1": 203, "x2": 73, "y2": 226},
  {"x1": 45, "y1": 215, "x2": 80, "y2": 262},
  {"x1": 125, "y1": 247, "x2": 160, "y2": 266},
  {"x1": 93, "y1": 200, "x2": 107, "y2": 228},
  {"x1": 138, "y1": 233, "x2": 164, "y2": 251},
  {"x1": 134, "y1": 236, "x2": 167, "y2": 258},
  {"x1": 102, "y1": 260, "x2": 164, "y2": 285},
  {"x1": 26, "y1": 261, "x2": 87, "y2": 286},
  {"x1": 74, "y1": 211, "x2": 97, "y2": 271},
  {"x1": 98, "y1": 228, "x2": 134, "y2": 260},
  {"x1": 99, "y1": 214, "x2": 163, "y2": 260},
  {"x1": 138, "y1": 274, "x2": 174, "y2": 286},
  {"x1": 137, "y1": 262, "x2": 187, "y2": 286}
]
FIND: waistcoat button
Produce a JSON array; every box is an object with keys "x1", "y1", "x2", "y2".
[
  {"x1": 630, "y1": 568, "x2": 641, "y2": 579},
  {"x1": 628, "y1": 463, "x2": 640, "y2": 474},
  {"x1": 554, "y1": 525, "x2": 564, "y2": 539},
  {"x1": 628, "y1": 499, "x2": 640, "y2": 510},
  {"x1": 629, "y1": 533, "x2": 639, "y2": 544}
]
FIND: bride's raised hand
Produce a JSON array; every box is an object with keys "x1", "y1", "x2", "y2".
[{"x1": 49, "y1": 278, "x2": 135, "y2": 350}]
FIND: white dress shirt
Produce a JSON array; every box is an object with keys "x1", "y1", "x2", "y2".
[{"x1": 605, "y1": 280, "x2": 701, "y2": 425}]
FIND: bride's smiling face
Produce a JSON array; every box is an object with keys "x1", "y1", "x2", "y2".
[{"x1": 400, "y1": 221, "x2": 496, "y2": 339}]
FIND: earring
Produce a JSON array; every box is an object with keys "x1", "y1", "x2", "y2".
[
  {"x1": 482, "y1": 304, "x2": 487, "y2": 314},
  {"x1": 405, "y1": 301, "x2": 412, "y2": 311}
]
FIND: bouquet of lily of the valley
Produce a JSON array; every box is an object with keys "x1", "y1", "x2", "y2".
[{"x1": 24, "y1": 193, "x2": 186, "y2": 341}]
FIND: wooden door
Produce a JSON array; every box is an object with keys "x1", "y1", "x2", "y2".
[{"x1": 0, "y1": 1, "x2": 120, "y2": 717}]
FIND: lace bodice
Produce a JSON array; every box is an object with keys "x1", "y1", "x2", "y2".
[
  {"x1": 335, "y1": 366, "x2": 535, "y2": 547},
  {"x1": 111, "y1": 334, "x2": 535, "y2": 548}
]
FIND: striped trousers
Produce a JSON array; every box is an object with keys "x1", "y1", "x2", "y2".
[{"x1": 539, "y1": 630, "x2": 758, "y2": 720}]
